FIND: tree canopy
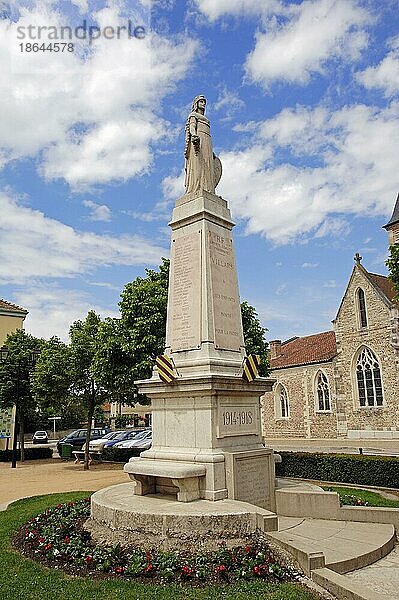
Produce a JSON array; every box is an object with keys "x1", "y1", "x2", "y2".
[
  {"x1": 33, "y1": 311, "x2": 106, "y2": 469},
  {"x1": 0, "y1": 329, "x2": 43, "y2": 459},
  {"x1": 386, "y1": 243, "x2": 399, "y2": 302}
]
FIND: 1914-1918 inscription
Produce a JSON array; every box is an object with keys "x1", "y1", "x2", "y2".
[
  {"x1": 167, "y1": 232, "x2": 201, "y2": 351},
  {"x1": 209, "y1": 231, "x2": 242, "y2": 351},
  {"x1": 217, "y1": 404, "x2": 258, "y2": 438}
]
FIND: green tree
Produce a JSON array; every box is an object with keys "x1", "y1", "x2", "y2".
[
  {"x1": 119, "y1": 258, "x2": 169, "y2": 378},
  {"x1": 93, "y1": 259, "x2": 170, "y2": 408},
  {"x1": 34, "y1": 311, "x2": 106, "y2": 470},
  {"x1": 386, "y1": 243, "x2": 399, "y2": 302},
  {"x1": 0, "y1": 329, "x2": 42, "y2": 462},
  {"x1": 33, "y1": 337, "x2": 85, "y2": 431},
  {"x1": 240, "y1": 301, "x2": 269, "y2": 376}
]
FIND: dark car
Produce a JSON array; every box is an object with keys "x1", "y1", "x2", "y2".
[
  {"x1": 32, "y1": 430, "x2": 48, "y2": 444},
  {"x1": 57, "y1": 427, "x2": 109, "y2": 456}
]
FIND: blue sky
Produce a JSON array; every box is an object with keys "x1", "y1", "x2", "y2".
[{"x1": 1, "y1": 0, "x2": 398, "y2": 342}]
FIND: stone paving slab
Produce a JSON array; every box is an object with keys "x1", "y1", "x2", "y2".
[
  {"x1": 271, "y1": 517, "x2": 395, "y2": 575},
  {"x1": 345, "y1": 545, "x2": 399, "y2": 598}
]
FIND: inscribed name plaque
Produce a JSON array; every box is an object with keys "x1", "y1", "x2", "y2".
[
  {"x1": 209, "y1": 230, "x2": 242, "y2": 351},
  {"x1": 217, "y1": 404, "x2": 258, "y2": 438},
  {"x1": 225, "y1": 450, "x2": 274, "y2": 509},
  {"x1": 168, "y1": 232, "x2": 201, "y2": 352}
]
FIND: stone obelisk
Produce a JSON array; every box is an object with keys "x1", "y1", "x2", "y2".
[{"x1": 127, "y1": 95, "x2": 276, "y2": 509}]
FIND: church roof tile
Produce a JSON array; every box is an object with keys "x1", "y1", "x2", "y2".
[{"x1": 271, "y1": 331, "x2": 337, "y2": 370}]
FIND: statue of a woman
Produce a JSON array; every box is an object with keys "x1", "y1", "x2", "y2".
[{"x1": 184, "y1": 95, "x2": 222, "y2": 195}]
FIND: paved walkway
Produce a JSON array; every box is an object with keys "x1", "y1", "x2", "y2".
[{"x1": 0, "y1": 458, "x2": 127, "y2": 510}]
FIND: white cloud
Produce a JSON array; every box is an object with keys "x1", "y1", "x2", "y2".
[
  {"x1": 0, "y1": 190, "x2": 167, "y2": 284},
  {"x1": 164, "y1": 101, "x2": 399, "y2": 243},
  {"x1": 16, "y1": 285, "x2": 119, "y2": 342},
  {"x1": 83, "y1": 199, "x2": 112, "y2": 221},
  {"x1": 214, "y1": 87, "x2": 245, "y2": 121},
  {"x1": 301, "y1": 262, "x2": 319, "y2": 268},
  {"x1": 223, "y1": 102, "x2": 398, "y2": 243},
  {"x1": 356, "y1": 36, "x2": 399, "y2": 97},
  {"x1": 193, "y1": 0, "x2": 279, "y2": 21},
  {"x1": 245, "y1": 0, "x2": 370, "y2": 88},
  {"x1": 0, "y1": 3, "x2": 198, "y2": 187}
]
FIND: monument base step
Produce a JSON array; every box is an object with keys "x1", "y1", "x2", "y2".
[{"x1": 87, "y1": 482, "x2": 278, "y2": 551}]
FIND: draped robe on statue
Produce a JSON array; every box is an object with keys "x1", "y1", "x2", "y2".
[{"x1": 184, "y1": 111, "x2": 217, "y2": 194}]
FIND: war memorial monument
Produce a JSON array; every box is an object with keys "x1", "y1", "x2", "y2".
[{"x1": 88, "y1": 95, "x2": 279, "y2": 548}]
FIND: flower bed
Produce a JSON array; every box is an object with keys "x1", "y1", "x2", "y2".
[{"x1": 15, "y1": 498, "x2": 301, "y2": 585}]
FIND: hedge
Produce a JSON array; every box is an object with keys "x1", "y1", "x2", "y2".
[
  {"x1": 276, "y1": 451, "x2": 399, "y2": 489},
  {"x1": 0, "y1": 447, "x2": 53, "y2": 462},
  {"x1": 102, "y1": 446, "x2": 143, "y2": 463}
]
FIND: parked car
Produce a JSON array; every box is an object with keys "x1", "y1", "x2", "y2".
[
  {"x1": 88, "y1": 430, "x2": 125, "y2": 453},
  {"x1": 114, "y1": 429, "x2": 152, "y2": 450},
  {"x1": 102, "y1": 428, "x2": 150, "y2": 449},
  {"x1": 32, "y1": 430, "x2": 48, "y2": 444},
  {"x1": 57, "y1": 427, "x2": 109, "y2": 456}
]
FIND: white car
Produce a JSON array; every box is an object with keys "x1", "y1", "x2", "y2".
[
  {"x1": 114, "y1": 429, "x2": 152, "y2": 449},
  {"x1": 88, "y1": 430, "x2": 126, "y2": 452}
]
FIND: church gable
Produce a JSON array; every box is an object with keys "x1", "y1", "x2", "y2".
[{"x1": 334, "y1": 263, "x2": 392, "y2": 335}]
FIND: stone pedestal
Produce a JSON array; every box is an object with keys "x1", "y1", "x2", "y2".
[
  {"x1": 132, "y1": 374, "x2": 275, "y2": 510},
  {"x1": 125, "y1": 189, "x2": 276, "y2": 511}
]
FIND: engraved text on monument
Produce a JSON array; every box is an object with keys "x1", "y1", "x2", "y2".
[
  {"x1": 209, "y1": 231, "x2": 242, "y2": 351},
  {"x1": 168, "y1": 233, "x2": 201, "y2": 351}
]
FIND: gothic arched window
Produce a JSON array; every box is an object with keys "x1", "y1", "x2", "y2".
[
  {"x1": 356, "y1": 347, "x2": 383, "y2": 407},
  {"x1": 275, "y1": 384, "x2": 290, "y2": 418},
  {"x1": 316, "y1": 371, "x2": 331, "y2": 411},
  {"x1": 357, "y1": 288, "x2": 368, "y2": 328}
]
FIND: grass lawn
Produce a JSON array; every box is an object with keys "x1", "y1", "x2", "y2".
[
  {"x1": 0, "y1": 492, "x2": 323, "y2": 600},
  {"x1": 321, "y1": 486, "x2": 399, "y2": 508}
]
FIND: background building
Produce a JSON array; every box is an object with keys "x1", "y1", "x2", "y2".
[
  {"x1": 0, "y1": 299, "x2": 28, "y2": 346},
  {"x1": 262, "y1": 196, "x2": 399, "y2": 440},
  {"x1": 0, "y1": 299, "x2": 28, "y2": 449}
]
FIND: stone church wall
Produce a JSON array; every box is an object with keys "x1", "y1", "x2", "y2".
[
  {"x1": 262, "y1": 362, "x2": 337, "y2": 439},
  {"x1": 333, "y1": 267, "x2": 399, "y2": 438}
]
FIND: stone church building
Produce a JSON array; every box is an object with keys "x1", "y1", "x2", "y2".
[{"x1": 261, "y1": 195, "x2": 399, "y2": 440}]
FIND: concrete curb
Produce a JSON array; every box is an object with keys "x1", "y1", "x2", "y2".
[{"x1": 312, "y1": 567, "x2": 388, "y2": 600}]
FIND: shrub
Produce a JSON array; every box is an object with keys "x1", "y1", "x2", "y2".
[
  {"x1": 0, "y1": 447, "x2": 53, "y2": 462},
  {"x1": 276, "y1": 452, "x2": 399, "y2": 489},
  {"x1": 102, "y1": 446, "x2": 142, "y2": 463}
]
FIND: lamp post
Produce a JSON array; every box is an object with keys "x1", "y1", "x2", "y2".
[{"x1": 0, "y1": 346, "x2": 40, "y2": 468}]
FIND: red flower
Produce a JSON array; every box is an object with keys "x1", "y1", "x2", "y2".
[
  {"x1": 215, "y1": 564, "x2": 227, "y2": 574},
  {"x1": 245, "y1": 545, "x2": 252, "y2": 553},
  {"x1": 182, "y1": 565, "x2": 194, "y2": 576},
  {"x1": 115, "y1": 566, "x2": 124, "y2": 575},
  {"x1": 85, "y1": 555, "x2": 93, "y2": 563},
  {"x1": 39, "y1": 537, "x2": 44, "y2": 543},
  {"x1": 144, "y1": 563, "x2": 153, "y2": 573},
  {"x1": 253, "y1": 565, "x2": 261, "y2": 576},
  {"x1": 146, "y1": 551, "x2": 152, "y2": 562},
  {"x1": 64, "y1": 536, "x2": 70, "y2": 543}
]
